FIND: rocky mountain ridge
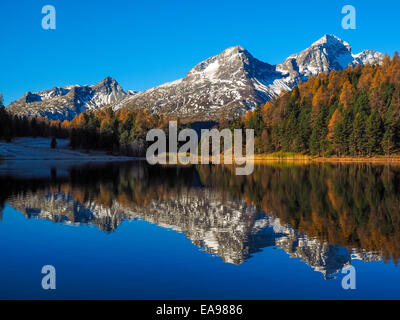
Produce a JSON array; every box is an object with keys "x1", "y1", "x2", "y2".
[{"x1": 7, "y1": 76, "x2": 133, "y2": 121}]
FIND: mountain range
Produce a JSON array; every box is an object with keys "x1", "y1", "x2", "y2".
[
  {"x1": 6, "y1": 77, "x2": 133, "y2": 121},
  {"x1": 7, "y1": 34, "x2": 385, "y2": 122}
]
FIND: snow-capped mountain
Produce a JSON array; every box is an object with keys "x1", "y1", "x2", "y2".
[
  {"x1": 7, "y1": 35, "x2": 384, "y2": 121},
  {"x1": 7, "y1": 77, "x2": 134, "y2": 121},
  {"x1": 112, "y1": 34, "x2": 384, "y2": 120},
  {"x1": 277, "y1": 34, "x2": 383, "y2": 78},
  {"x1": 113, "y1": 45, "x2": 287, "y2": 120}
]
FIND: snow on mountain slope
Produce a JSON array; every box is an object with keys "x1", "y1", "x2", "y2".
[
  {"x1": 7, "y1": 77, "x2": 133, "y2": 121},
  {"x1": 116, "y1": 45, "x2": 288, "y2": 120},
  {"x1": 7, "y1": 35, "x2": 384, "y2": 122},
  {"x1": 114, "y1": 34, "x2": 384, "y2": 121},
  {"x1": 277, "y1": 34, "x2": 384, "y2": 80},
  {"x1": 353, "y1": 49, "x2": 385, "y2": 65}
]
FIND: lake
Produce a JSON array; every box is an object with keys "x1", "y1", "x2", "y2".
[{"x1": 0, "y1": 160, "x2": 399, "y2": 299}]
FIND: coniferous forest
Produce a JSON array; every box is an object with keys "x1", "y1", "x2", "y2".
[
  {"x1": 0, "y1": 96, "x2": 173, "y2": 156},
  {"x1": 231, "y1": 54, "x2": 400, "y2": 156}
]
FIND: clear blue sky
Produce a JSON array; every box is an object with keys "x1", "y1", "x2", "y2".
[{"x1": 0, "y1": 0, "x2": 399, "y2": 105}]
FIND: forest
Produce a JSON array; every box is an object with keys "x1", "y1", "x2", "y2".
[
  {"x1": 0, "y1": 95, "x2": 177, "y2": 156},
  {"x1": 228, "y1": 54, "x2": 400, "y2": 156},
  {"x1": 60, "y1": 108, "x2": 176, "y2": 155}
]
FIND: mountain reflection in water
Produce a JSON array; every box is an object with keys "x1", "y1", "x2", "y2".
[{"x1": 1, "y1": 161, "x2": 399, "y2": 279}]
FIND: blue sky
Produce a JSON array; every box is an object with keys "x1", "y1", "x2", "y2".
[{"x1": 0, "y1": 0, "x2": 399, "y2": 105}]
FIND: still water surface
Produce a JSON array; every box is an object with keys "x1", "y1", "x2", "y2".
[{"x1": 0, "y1": 161, "x2": 399, "y2": 299}]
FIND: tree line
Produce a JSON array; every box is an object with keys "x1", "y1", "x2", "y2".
[
  {"x1": 61, "y1": 108, "x2": 176, "y2": 156},
  {"x1": 0, "y1": 98, "x2": 180, "y2": 156},
  {"x1": 0, "y1": 104, "x2": 68, "y2": 142}
]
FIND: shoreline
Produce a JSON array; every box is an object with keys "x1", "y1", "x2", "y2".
[
  {"x1": 0, "y1": 138, "x2": 140, "y2": 162},
  {"x1": 148, "y1": 153, "x2": 400, "y2": 165},
  {"x1": 245, "y1": 155, "x2": 400, "y2": 164}
]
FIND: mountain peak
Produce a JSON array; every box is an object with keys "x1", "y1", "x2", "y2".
[
  {"x1": 221, "y1": 45, "x2": 253, "y2": 60},
  {"x1": 184, "y1": 44, "x2": 272, "y2": 86},
  {"x1": 223, "y1": 45, "x2": 245, "y2": 53},
  {"x1": 94, "y1": 76, "x2": 123, "y2": 93},
  {"x1": 276, "y1": 34, "x2": 359, "y2": 77},
  {"x1": 97, "y1": 76, "x2": 118, "y2": 86},
  {"x1": 312, "y1": 34, "x2": 352, "y2": 51}
]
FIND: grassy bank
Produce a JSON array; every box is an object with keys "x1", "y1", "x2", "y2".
[
  {"x1": 252, "y1": 152, "x2": 312, "y2": 160},
  {"x1": 151, "y1": 152, "x2": 400, "y2": 164},
  {"x1": 251, "y1": 152, "x2": 400, "y2": 164}
]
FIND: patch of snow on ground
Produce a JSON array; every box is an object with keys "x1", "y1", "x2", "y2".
[{"x1": 0, "y1": 138, "x2": 132, "y2": 161}]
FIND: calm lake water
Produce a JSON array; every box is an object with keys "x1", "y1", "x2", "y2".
[{"x1": 0, "y1": 160, "x2": 400, "y2": 299}]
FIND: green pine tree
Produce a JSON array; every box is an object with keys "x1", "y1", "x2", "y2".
[{"x1": 366, "y1": 111, "x2": 383, "y2": 156}]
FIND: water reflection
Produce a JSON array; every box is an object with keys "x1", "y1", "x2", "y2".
[{"x1": 1, "y1": 161, "x2": 399, "y2": 278}]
